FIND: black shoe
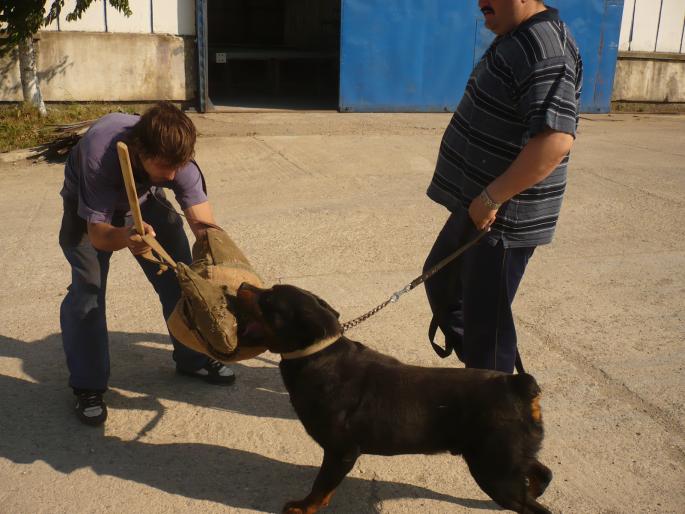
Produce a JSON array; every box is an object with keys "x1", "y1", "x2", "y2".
[
  {"x1": 74, "y1": 390, "x2": 108, "y2": 426},
  {"x1": 176, "y1": 359, "x2": 236, "y2": 385}
]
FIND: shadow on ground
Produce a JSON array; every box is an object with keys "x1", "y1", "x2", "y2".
[{"x1": 0, "y1": 332, "x2": 496, "y2": 512}]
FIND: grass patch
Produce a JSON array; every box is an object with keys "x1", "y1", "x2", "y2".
[{"x1": 0, "y1": 102, "x2": 150, "y2": 153}]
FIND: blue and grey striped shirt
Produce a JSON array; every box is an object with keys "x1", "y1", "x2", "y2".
[{"x1": 427, "y1": 7, "x2": 583, "y2": 247}]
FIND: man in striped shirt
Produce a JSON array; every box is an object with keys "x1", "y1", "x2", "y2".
[{"x1": 424, "y1": 0, "x2": 582, "y2": 373}]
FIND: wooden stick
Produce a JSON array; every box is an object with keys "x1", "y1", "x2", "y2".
[
  {"x1": 142, "y1": 234, "x2": 177, "y2": 269},
  {"x1": 116, "y1": 142, "x2": 146, "y2": 236},
  {"x1": 116, "y1": 141, "x2": 177, "y2": 272}
]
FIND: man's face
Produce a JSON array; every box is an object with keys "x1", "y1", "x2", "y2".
[
  {"x1": 478, "y1": 0, "x2": 538, "y2": 36},
  {"x1": 141, "y1": 157, "x2": 179, "y2": 183}
]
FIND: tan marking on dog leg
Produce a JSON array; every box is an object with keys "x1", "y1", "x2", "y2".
[
  {"x1": 282, "y1": 491, "x2": 336, "y2": 514},
  {"x1": 531, "y1": 395, "x2": 542, "y2": 422},
  {"x1": 319, "y1": 490, "x2": 335, "y2": 508}
]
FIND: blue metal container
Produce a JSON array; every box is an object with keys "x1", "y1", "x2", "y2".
[{"x1": 339, "y1": 0, "x2": 624, "y2": 113}]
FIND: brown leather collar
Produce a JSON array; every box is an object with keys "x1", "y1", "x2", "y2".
[{"x1": 280, "y1": 335, "x2": 341, "y2": 360}]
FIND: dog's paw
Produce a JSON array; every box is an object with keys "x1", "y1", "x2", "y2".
[
  {"x1": 282, "y1": 491, "x2": 334, "y2": 513},
  {"x1": 282, "y1": 500, "x2": 307, "y2": 514}
]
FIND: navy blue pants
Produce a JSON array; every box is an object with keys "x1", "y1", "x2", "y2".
[
  {"x1": 59, "y1": 194, "x2": 209, "y2": 391},
  {"x1": 423, "y1": 209, "x2": 535, "y2": 373}
]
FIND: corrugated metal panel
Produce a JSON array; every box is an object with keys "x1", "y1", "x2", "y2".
[
  {"x1": 655, "y1": 0, "x2": 685, "y2": 52},
  {"x1": 619, "y1": 0, "x2": 635, "y2": 51},
  {"x1": 555, "y1": 0, "x2": 624, "y2": 113},
  {"x1": 340, "y1": 0, "x2": 624, "y2": 113},
  {"x1": 44, "y1": 0, "x2": 195, "y2": 35},
  {"x1": 339, "y1": 0, "x2": 481, "y2": 112},
  {"x1": 617, "y1": 0, "x2": 685, "y2": 54},
  {"x1": 630, "y1": 0, "x2": 662, "y2": 51}
]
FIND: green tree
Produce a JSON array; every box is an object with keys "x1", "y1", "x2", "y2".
[{"x1": 0, "y1": 1, "x2": 132, "y2": 115}]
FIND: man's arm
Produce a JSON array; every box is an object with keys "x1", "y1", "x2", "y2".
[
  {"x1": 183, "y1": 201, "x2": 216, "y2": 239},
  {"x1": 87, "y1": 222, "x2": 156, "y2": 254},
  {"x1": 469, "y1": 128, "x2": 574, "y2": 230}
]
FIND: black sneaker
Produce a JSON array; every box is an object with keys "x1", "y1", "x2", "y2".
[
  {"x1": 74, "y1": 390, "x2": 108, "y2": 426},
  {"x1": 176, "y1": 359, "x2": 236, "y2": 385}
]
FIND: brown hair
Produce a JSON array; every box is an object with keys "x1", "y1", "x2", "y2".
[{"x1": 128, "y1": 101, "x2": 196, "y2": 167}]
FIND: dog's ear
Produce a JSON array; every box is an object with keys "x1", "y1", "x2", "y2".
[{"x1": 315, "y1": 295, "x2": 340, "y2": 319}]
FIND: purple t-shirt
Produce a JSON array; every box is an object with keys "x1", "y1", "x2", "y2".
[{"x1": 60, "y1": 113, "x2": 207, "y2": 224}]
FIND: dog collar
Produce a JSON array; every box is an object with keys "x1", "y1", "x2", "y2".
[{"x1": 280, "y1": 335, "x2": 341, "y2": 360}]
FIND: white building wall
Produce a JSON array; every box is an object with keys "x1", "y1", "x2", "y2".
[
  {"x1": 42, "y1": 9, "x2": 59, "y2": 31},
  {"x1": 620, "y1": 0, "x2": 685, "y2": 53},
  {"x1": 58, "y1": 0, "x2": 106, "y2": 32},
  {"x1": 152, "y1": 0, "x2": 196, "y2": 36},
  {"x1": 45, "y1": 0, "x2": 196, "y2": 36},
  {"x1": 107, "y1": 0, "x2": 152, "y2": 33}
]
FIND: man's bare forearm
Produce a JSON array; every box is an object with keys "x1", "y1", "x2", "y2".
[
  {"x1": 486, "y1": 129, "x2": 574, "y2": 204},
  {"x1": 87, "y1": 223, "x2": 130, "y2": 252},
  {"x1": 184, "y1": 201, "x2": 217, "y2": 239}
]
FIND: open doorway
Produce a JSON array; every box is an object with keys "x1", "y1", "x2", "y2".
[{"x1": 206, "y1": 0, "x2": 341, "y2": 110}]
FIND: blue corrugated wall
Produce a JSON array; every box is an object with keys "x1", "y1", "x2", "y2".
[{"x1": 339, "y1": 0, "x2": 624, "y2": 113}]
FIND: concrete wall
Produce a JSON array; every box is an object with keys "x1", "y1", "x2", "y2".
[
  {"x1": 0, "y1": 0, "x2": 197, "y2": 102},
  {"x1": 0, "y1": 31, "x2": 196, "y2": 101},
  {"x1": 613, "y1": 51, "x2": 685, "y2": 103},
  {"x1": 614, "y1": 0, "x2": 685, "y2": 109}
]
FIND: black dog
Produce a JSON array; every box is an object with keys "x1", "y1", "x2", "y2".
[{"x1": 235, "y1": 283, "x2": 553, "y2": 514}]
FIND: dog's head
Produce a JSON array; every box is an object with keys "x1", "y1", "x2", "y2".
[{"x1": 235, "y1": 283, "x2": 341, "y2": 354}]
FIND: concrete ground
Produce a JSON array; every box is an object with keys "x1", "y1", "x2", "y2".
[{"x1": 0, "y1": 112, "x2": 683, "y2": 513}]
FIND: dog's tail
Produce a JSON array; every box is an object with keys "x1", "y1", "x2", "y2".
[{"x1": 509, "y1": 373, "x2": 543, "y2": 424}]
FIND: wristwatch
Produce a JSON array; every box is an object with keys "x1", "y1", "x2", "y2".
[{"x1": 479, "y1": 189, "x2": 501, "y2": 210}]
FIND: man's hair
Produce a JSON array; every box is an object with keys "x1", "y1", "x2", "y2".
[{"x1": 128, "y1": 101, "x2": 196, "y2": 167}]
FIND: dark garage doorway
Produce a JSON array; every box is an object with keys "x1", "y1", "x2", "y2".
[{"x1": 206, "y1": 0, "x2": 341, "y2": 110}]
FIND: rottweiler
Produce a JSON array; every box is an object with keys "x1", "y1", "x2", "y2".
[{"x1": 235, "y1": 283, "x2": 553, "y2": 514}]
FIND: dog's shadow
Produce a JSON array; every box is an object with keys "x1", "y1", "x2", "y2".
[{"x1": 0, "y1": 332, "x2": 497, "y2": 511}]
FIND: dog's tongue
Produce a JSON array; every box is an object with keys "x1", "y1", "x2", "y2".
[{"x1": 240, "y1": 321, "x2": 265, "y2": 340}]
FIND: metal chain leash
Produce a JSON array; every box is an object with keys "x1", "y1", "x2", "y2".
[
  {"x1": 340, "y1": 229, "x2": 488, "y2": 333},
  {"x1": 148, "y1": 184, "x2": 487, "y2": 335}
]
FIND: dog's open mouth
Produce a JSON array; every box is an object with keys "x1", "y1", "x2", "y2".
[
  {"x1": 233, "y1": 297, "x2": 268, "y2": 342},
  {"x1": 239, "y1": 320, "x2": 266, "y2": 340}
]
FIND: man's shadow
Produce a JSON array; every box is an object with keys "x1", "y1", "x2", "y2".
[
  {"x1": 0, "y1": 330, "x2": 296, "y2": 423},
  {"x1": 0, "y1": 332, "x2": 496, "y2": 511}
]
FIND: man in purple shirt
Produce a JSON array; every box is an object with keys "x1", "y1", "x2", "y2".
[{"x1": 59, "y1": 102, "x2": 235, "y2": 426}]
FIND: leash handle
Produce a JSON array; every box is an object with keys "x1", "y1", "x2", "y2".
[{"x1": 341, "y1": 229, "x2": 488, "y2": 333}]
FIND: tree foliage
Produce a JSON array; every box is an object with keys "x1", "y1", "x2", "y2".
[{"x1": 0, "y1": 0, "x2": 132, "y2": 56}]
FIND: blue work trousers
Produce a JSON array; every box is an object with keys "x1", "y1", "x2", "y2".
[
  {"x1": 423, "y1": 209, "x2": 535, "y2": 373},
  {"x1": 59, "y1": 194, "x2": 208, "y2": 391}
]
